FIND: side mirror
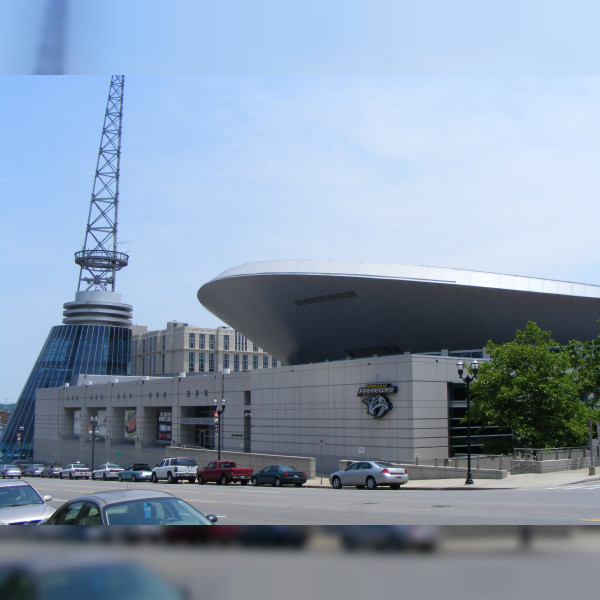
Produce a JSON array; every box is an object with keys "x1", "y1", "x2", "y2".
[
  {"x1": 43, "y1": 495, "x2": 52, "y2": 502},
  {"x1": 207, "y1": 514, "x2": 218, "y2": 523}
]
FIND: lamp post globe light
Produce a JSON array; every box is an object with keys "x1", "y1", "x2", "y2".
[
  {"x1": 457, "y1": 359, "x2": 479, "y2": 485},
  {"x1": 89, "y1": 416, "x2": 98, "y2": 471},
  {"x1": 213, "y1": 398, "x2": 226, "y2": 461}
]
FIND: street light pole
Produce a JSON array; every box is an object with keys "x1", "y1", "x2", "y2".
[
  {"x1": 89, "y1": 416, "x2": 98, "y2": 471},
  {"x1": 457, "y1": 359, "x2": 479, "y2": 485},
  {"x1": 213, "y1": 398, "x2": 226, "y2": 461}
]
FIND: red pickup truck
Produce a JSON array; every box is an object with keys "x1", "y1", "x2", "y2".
[{"x1": 196, "y1": 461, "x2": 253, "y2": 485}]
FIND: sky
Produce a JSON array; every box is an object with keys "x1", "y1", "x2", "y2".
[{"x1": 2, "y1": 1, "x2": 600, "y2": 402}]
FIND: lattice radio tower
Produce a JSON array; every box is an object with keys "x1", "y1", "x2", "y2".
[{"x1": 75, "y1": 75, "x2": 129, "y2": 292}]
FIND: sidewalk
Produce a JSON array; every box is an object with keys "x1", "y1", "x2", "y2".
[{"x1": 306, "y1": 468, "x2": 600, "y2": 490}]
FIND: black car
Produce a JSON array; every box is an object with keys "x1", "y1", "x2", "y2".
[{"x1": 251, "y1": 465, "x2": 307, "y2": 487}]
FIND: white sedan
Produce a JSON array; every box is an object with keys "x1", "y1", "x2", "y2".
[
  {"x1": 59, "y1": 463, "x2": 91, "y2": 479},
  {"x1": 91, "y1": 462, "x2": 124, "y2": 480},
  {"x1": 329, "y1": 460, "x2": 408, "y2": 489}
]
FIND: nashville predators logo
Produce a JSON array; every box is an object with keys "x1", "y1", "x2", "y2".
[
  {"x1": 357, "y1": 384, "x2": 396, "y2": 419},
  {"x1": 361, "y1": 394, "x2": 393, "y2": 419}
]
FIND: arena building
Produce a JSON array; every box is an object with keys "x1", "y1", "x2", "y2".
[{"x1": 33, "y1": 261, "x2": 600, "y2": 474}]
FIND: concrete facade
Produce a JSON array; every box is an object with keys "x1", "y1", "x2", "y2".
[{"x1": 34, "y1": 353, "x2": 461, "y2": 474}]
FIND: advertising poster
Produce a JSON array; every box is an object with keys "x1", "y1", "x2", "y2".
[
  {"x1": 157, "y1": 410, "x2": 172, "y2": 442},
  {"x1": 97, "y1": 409, "x2": 107, "y2": 438},
  {"x1": 124, "y1": 409, "x2": 137, "y2": 439}
]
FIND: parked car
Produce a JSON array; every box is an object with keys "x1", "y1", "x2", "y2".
[
  {"x1": 40, "y1": 465, "x2": 62, "y2": 478},
  {"x1": 251, "y1": 465, "x2": 307, "y2": 487},
  {"x1": 22, "y1": 464, "x2": 46, "y2": 477},
  {"x1": 197, "y1": 460, "x2": 253, "y2": 485},
  {"x1": 329, "y1": 460, "x2": 408, "y2": 489},
  {"x1": 0, "y1": 479, "x2": 55, "y2": 524},
  {"x1": 59, "y1": 463, "x2": 91, "y2": 479},
  {"x1": 92, "y1": 463, "x2": 124, "y2": 480},
  {"x1": 41, "y1": 489, "x2": 218, "y2": 525},
  {"x1": 0, "y1": 465, "x2": 22, "y2": 479},
  {"x1": 118, "y1": 463, "x2": 153, "y2": 482},
  {"x1": 0, "y1": 551, "x2": 189, "y2": 599},
  {"x1": 151, "y1": 457, "x2": 197, "y2": 484}
]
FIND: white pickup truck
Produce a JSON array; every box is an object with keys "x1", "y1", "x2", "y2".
[{"x1": 151, "y1": 457, "x2": 197, "y2": 484}]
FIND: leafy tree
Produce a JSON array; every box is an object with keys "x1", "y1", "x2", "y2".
[
  {"x1": 470, "y1": 321, "x2": 591, "y2": 450},
  {"x1": 567, "y1": 332, "x2": 600, "y2": 408}
]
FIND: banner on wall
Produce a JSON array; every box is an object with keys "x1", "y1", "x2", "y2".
[
  {"x1": 124, "y1": 410, "x2": 137, "y2": 439},
  {"x1": 73, "y1": 410, "x2": 81, "y2": 435},
  {"x1": 97, "y1": 409, "x2": 107, "y2": 438},
  {"x1": 157, "y1": 410, "x2": 172, "y2": 441}
]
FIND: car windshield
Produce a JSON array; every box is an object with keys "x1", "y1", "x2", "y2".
[
  {"x1": 0, "y1": 485, "x2": 43, "y2": 507},
  {"x1": 374, "y1": 462, "x2": 395, "y2": 468},
  {"x1": 103, "y1": 498, "x2": 213, "y2": 525},
  {"x1": 104, "y1": 464, "x2": 120, "y2": 468},
  {"x1": 280, "y1": 466, "x2": 297, "y2": 472},
  {"x1": 132, "y1": 465, "x2": 150, "y2": 471},
  {"x1": 176, "y1": 459, "x2": 196, "y2": 467}
]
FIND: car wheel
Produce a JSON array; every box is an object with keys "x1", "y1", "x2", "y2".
[
  {"x1": 103, "y1": 473, "x2": 107, "y2": 481},
  {"x1": 132, "y1": 474, "x2": 137, "y2": 482},
  {"x1": 59, "y1": 473, "x2": 63, "y2": 479},
  {"x1": 92, "y1": 473, "x2": 96, "y2": 480},
  {"x1": 69, "y1": 472, "x2": 73, "y2": 480},
  {"x1": 251, "y1": 477, "x2": 259, "y2": 486},
  {"x1": 366, "y1": 476, "x2": 377, "y2": 489},
  {"x1": 331, "y1": 476, "x2": 342, "y2": 489},
  {"x1": 220, "y1": 474, "x2": 229, "y2": 486},
  {"x1": 167, "y1": 472, "x2": 174, "y2": 484},
  {"x1": 118, "y1": 474, "x2": 123, "y2": 482},
  {"x1": 152, "y1": 473, "x2": 158, "y2": 483},
  {"x1": 197, "y1": 475, "x2": 205, "y2": 485},
  {"x1": 273, "y1": 478, "x2": 281, "y2": 487}
]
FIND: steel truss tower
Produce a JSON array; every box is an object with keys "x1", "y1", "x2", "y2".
[
  {"x1": 0, "y1": 76, "x2": 132, "y2": 462},
  {"x1": 75, "y1": 75, "x2": 128, "y2": 292}
]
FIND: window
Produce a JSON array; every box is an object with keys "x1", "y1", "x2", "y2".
[
  {"x1": 253, "y1": 343, "x2": 259, "y2": 352},
  {"x1": 243, "y1": 355, "x2": 248, "y2": 371},
  {"x1": 263, "y1": 356, "x2": 269, "y2": 369},
  {"x1": 162, "y1": 336, "x2": 166, "y2": 350},
  {"x1": 234, "y1": 355, "x2": 240, "y2": 371},
  {"x1": 209, "y1": 334, "x2": 216, "y2": 350},
  {"x1": 189, "y1": 352, "x2": 195, "y2": 372},
  {"x1": 224, "y1": 336, "x2": 230, "y2": 350},
  {"x1": 161, "y1": 353, "x2": 165, "y2": 373},
  {"x1": 142, "y1": 339, "x2": 147, "y2": 353},
  {"x1": 223, "y1": 354, "x2": 230, "y2": 370},
  {"x1": 199, "y1": 353, "x2": 205, "y2": 372},
  {"x1": 235, "y1": 332, "x2": 248, "y2": 351},
  {"x1": 209, "y1": 354, "x2": 215, "y2": 372},
  {"x1": 271, "y1": 357, "x2": 278, "y2": 367},
  {"x1": 253, "y1": 355, "x2": 258, "y2": 370},
  {"x1": 199, "y1": 334, "x2": 205, "y2": 349},
  {"x1": 189, "y1": 333, "x2": 196, "y2": 349}
]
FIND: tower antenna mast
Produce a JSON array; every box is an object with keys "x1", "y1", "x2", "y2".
[{"x1": 75, "y1": 75, "x2": 128, "y2": 292}]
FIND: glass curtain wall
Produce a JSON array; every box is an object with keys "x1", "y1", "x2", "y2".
[{"x1": 0, "y1": 325, "x2": 130, "y2": 461}]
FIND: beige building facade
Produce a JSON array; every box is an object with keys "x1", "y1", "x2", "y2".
[
  {"x1": 131, "y1": 321, "x2": 281, "y2": 377},
  {"x1": 34, "y1": 353, "x2": 468, "y2": 474}
]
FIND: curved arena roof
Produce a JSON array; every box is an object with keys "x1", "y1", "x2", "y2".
[{"x1": 197, "y1": 260, "x2": 600, "y2": 365}]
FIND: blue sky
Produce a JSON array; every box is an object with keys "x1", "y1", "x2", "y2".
[{"x1": 2, "y1": 2, "x2": 600, "y2": 402}]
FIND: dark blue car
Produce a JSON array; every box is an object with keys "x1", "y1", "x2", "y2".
[{"x1": 251, "y1": 465, "x2": 307, "y2": 487}]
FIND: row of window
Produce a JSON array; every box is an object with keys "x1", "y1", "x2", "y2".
[{"x1": 133, "y1": 353, "x2": 279, "y2": 375}]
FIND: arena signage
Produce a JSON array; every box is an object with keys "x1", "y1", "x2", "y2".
[{"x1": 357, "y1": 383, "x2": 397, "y2": 419}]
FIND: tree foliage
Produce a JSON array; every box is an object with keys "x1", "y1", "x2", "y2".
[{"x1": 470, "y1": 321, "x2": 592, "y2": 450}]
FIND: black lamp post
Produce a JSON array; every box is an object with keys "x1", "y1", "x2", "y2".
[
  {"x1": 213, "y1": 398, "x2": 226, "y2": 460},
  {"x1": 89, "y1": 416, "x2": 98, "y2": 471},
  {"x1": 457, "y1": 359, "x2": 479, "y2": 485}
]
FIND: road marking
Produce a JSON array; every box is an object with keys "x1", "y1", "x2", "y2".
[{"x1": 581, "y1": 518, "x2": 600, "y2": 522}]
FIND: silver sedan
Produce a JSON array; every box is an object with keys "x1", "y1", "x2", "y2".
[{"x1": 329, "y1": 461, "x2": 408, "y2": 490}]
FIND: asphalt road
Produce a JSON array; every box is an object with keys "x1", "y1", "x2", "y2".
[{"x1": 24, "y1": 476, "x2": 600, "y2": 525}]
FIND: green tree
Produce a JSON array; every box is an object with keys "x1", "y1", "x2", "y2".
[
  {"x1": 567, "y1": 332, "x2": 600, "y2": 408},
  {"x1": 470, "y1": 321, "x2": 590, "y2": 450}
]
